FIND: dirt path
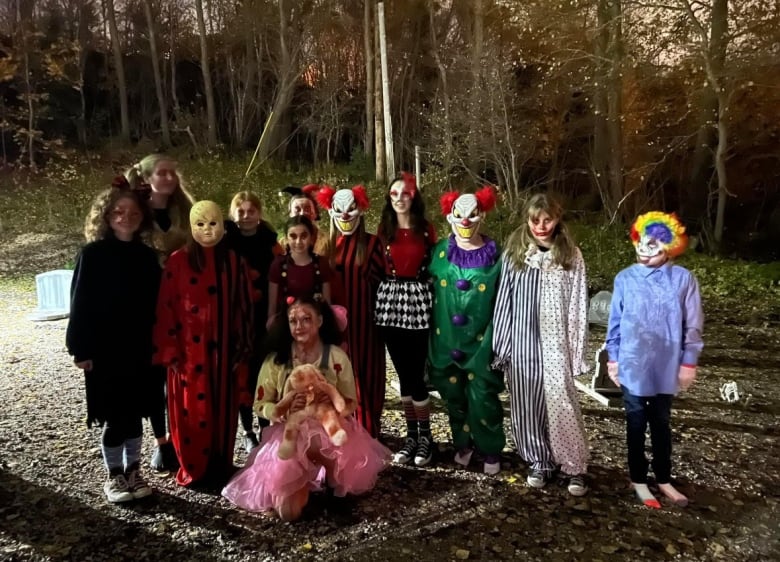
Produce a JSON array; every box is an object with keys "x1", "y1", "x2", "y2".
[{"x1": 0, "y1": 277, "x2": 778, "y2": 561}]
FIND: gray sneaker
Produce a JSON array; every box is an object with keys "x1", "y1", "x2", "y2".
[
  {"x1": 126, "y1": 466, "x2": 153, "y2": 499},
  {"x1": 393, "y1": 436, "x2": 417, "y2": 465},
  {"x1": 104, "y1": 473, "x2": 134, "y2": 503}
]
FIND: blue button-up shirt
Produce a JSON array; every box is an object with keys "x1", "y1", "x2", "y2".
[{"x1": 606, "y1": 262, "x2": 704, "y2": 396}]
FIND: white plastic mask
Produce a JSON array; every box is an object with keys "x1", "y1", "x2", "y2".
[
  {"x1": 190, "y1": 201, "x2": 225, "y2": 247},
  {"x1": 329, "y1": 189, "x2": 362, "y2": 235},
  {"x1": 447, "y1": 194, "x2": 483, "y2": 241},
  {"x1": 636, "y1": 235, "x2": 667, "y2": 267}
]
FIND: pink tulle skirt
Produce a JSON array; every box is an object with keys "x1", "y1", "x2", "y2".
[{"x1": 222, "y1": 416, "x2": 391, "y2": 513}]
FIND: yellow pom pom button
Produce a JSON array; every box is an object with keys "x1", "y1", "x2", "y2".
[
  {"x1": 463, "y1": 424, "x2": 470, "y2": 433},
  {"x1": 467, "y1": 372, "x2": 475, "y2": 381},
  {"x1": 449, "y1": 376, "x2": 458, "y2": 384},
  {"x1": 478, "y1": 283, "x2": 486, "y2": 292},
  {"x1": 440, "y1": 279, "x2": 447, "y2": 287},
  {"x1": 439, "y1": 250, "x2": 445, "y2": 258}
]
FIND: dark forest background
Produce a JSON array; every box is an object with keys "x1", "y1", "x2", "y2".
[{"x1": 2, "y1": 0, "x2": 780, "y2": 258}]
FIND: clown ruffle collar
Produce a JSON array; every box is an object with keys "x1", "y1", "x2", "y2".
[{"x1": 446, "y1": 235, "x2": 498, "y2": 268}]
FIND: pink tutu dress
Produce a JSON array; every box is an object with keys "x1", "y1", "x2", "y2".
[{"x1": 222, "y1": 415, "x2": 390, "y2": 512}]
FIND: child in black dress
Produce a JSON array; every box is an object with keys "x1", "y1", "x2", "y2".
[
  {"x1": 225, "y1": 190, "x2": 282, "y2": 452},
  {"x1": 66, "y1": 179, "x2": 162, "y2": 503}
]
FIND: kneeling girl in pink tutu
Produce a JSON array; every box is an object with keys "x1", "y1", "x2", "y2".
[{"x1": 222, "y1": 295, "x2": 390, "y2": 521}]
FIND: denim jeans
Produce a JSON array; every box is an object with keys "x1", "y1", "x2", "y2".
[{"x1": 622, "y1": 390, "x2": 673, "y2": 484}]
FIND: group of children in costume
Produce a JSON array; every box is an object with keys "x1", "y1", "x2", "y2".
[{"x1": 66, "y1": 154, "x2": 703, "y2": 518}]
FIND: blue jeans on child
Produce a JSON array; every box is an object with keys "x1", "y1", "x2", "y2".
[{"x1": 622, "y1": 390, "x2": 673, "y2": 484}]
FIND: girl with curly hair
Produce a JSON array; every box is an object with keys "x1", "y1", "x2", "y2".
[{"x1": 66, "y1": 182, "x2": 161, "y2": 503}]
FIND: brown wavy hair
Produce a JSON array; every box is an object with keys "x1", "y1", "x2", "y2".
[
  {"x1": 503, "y1": 193, "x2": 579, "y2": 271},
  {"x1": 83, "y1": 188, "x2": 153, "y2": 242}
]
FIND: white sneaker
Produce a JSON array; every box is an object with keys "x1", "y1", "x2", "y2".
[
  {"x1": 567, "y1": 475, "x2": 588, "y2": 497},
  {"x1": 104, "y1": 473, "x2": 133, "y2": 503}
]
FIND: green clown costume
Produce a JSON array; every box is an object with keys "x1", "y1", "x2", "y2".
[{"x1": 428, "y1": 188, "x2": 505, "y2": 472}]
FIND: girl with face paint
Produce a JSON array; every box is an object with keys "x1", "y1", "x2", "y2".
[
  {"x1": 67, "y1": 181, "x2": 161, "y2": 503},
  {"x1": 376, "y1": 173, "x2": 438, "y2": 467},
  {"x1": 606, "y1": 211, "x2": 703, "y2": 509},
  {"x1": 125, "y1": 153, "x2": 196, "y2": 473},
  {"x1": 317, "y1": 185, "x2": 387, "y2": 439},
  {"x1": 225, "y1": 191, "x2": 284, "y2": 453},
  {"x1": 153, "y1": 201, "x2": 255, "y2": 489},
  {"x1": 267, "y1": 216, "x2": 335, "y2": 329},
  {"x1": 493, "y1": 193, "x2": 590, "y2": 495},
  {"x1": 222, "y1": 296, "x2": 391, "y2": 522}
]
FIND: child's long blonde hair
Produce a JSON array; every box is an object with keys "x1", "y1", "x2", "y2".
[
  {"x1": 504, "y1": 193, "x2": 578, "y2": 271},
  {"x1": 125, "y1": 154, "x2": 195, "y2": 228},
  {"x1": 229, "y1": 190, "x2": 262, "y2": 216}
]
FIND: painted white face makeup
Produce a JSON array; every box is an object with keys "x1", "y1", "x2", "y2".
[
  {"x1": 190, "y1": 201, "x2": 225, "y2": 247},
  {"x1": 389, "y1": 179, "x2": 413, "y2": 215},
  {"x1": 447, "y1": 194, "x2": 483, "y2": 241},
  {"x1": 528, "y1": 211, "x2": 559, "y2": 247},
  {"x1": 329, "y1": 190, "x2": 362, "y2": 235}
]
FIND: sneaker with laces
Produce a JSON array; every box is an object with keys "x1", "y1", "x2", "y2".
[
  {"x1": 414, "y1": 435, "x2": 434, "y2": 467},
  {"x1": 526, "y1": 469, "x2": 548, "y2": 489},
  {"x1": 126, "y1": 465, "x2": 153, "y2": 499},
  {"x1": 104, "y1": 473, "x2": 134, "y2": 503},
  {"x1": 567, "y1": 474, "x2": 588, "y2": 497},
  {"x1": 243, "y1": 432, "x2": 260, "y2": 454},
  {"x1": 393, "y1": 436, "x2": 417, "y2": 464}
]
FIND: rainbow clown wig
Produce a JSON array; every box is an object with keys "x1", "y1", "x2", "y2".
[{"x1": 630, "y1": 211, "x2": 688, "y2": 258}]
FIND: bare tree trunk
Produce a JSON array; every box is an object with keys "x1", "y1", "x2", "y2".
[
  {"x1": 708, "y1": 0, "x2": 729, "y2": 244},
  {"x1": 76, "y1": 0, "x2": 90, "y2": 147},
  {"x1": 18, "y1": 2, "x2": 35, "y2": 168},
  {"x1": 468, "y1": 0, "x2": 484, "y2": 173},
  {"x1": 253, "y1": 0, "x2": 297, "y2": 162},
  {"x1": 195, "y1": 0, "x2": 217, "y2": 146},
  {"x1": 374, "y1": 4, "x2": 386, "y2": 184},
  {"x1": 363, "y1": 0, "x2": 374, "y2": 156},
  {"x1": 428, "y1": 1, "x2": 453, "y2": 173},
  {"x1": 592, "y1": 0, "x2": 610, "y2": 212},
  {"x1": 143, "y1": 0, "x2": 171, "y2": 147},
  {"x1": 606, "y1": 0, "x2": 624, "y2": 214},
  {"x1": 169, "y1": 7, "x2": 180, "y2": 117},
  {"x1": 105, "y1": 0, "x2": 130, "y2": 143}
]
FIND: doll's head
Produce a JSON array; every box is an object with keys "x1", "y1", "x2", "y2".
[
  {"x1": 440, "y1": 186, "x2": 497, "y2": 243},
  {"x1": 630, "y1": 211, "x2": 688, "y2": 267},
  {"x1": 190, "y1": 201, "x2": 225, "y2": 248}
]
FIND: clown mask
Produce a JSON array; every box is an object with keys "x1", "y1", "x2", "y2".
[
  {"x1": 447, "y1": 194, "x2": 483, "y2": 242},
  {"x1": 636, "y1": 235, "x2": 668, "y2": 267},
  {"x1": 330, "y1": 189, "x2": 363, "y2": 235},
  {"x1": 190, "y1": 201, "x2": 225, "y2": 247}
]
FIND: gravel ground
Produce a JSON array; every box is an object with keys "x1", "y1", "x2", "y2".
[{"x1": 0, "y1": 236, "x2": 778, "y2": 561}]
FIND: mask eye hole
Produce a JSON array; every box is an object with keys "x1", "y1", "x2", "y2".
[{"x1": 453, "y1": 210, "x2": 462, "y2": 219}]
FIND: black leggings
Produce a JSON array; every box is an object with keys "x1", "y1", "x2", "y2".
[
  {"x1": 103, "y1": 413, "x2": 143, "y2": 447},
  {"x1": 239, "y1": 354, "x2": 270, "y2": 433},
  {"x1": 382, "y1": 326, "x2": 429, "y2": 402},
  {"x1": 149, "y1": 365, "x2": 167, "y2": 439}
]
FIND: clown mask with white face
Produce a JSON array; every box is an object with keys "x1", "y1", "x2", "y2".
[
  {"x1": 636, "y1": 235, "x2": 668, "y2": 267},
  {"x1": 447, "y1": 194, "x2": 483, "y2": 242},
  {"x1": 190, "y1": 201, "x2": 225, "y2": 247},
  {"x1": 329, "y1": 189, "x2": 363, "y2": 235}
]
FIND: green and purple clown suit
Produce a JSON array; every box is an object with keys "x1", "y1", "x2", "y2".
[{"x1": 428, "y1": 188, "x2": 505, "y2": 460}]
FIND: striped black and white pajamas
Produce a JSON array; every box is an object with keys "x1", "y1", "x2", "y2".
[{"x1": 492, "y1": 246, "x2": 590, "y2": 476}]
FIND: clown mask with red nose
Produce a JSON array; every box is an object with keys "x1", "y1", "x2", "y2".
[
  {"x1": 440, "y1": 187, "x2": 497, "y2": 245},
  {"x1": 316, "y1": 185, "x2": 371, "y2": 236}
]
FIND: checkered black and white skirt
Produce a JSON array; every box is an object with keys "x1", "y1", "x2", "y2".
[{"x1": 375, "y1": 279, "x2": 432, "y2": 330}]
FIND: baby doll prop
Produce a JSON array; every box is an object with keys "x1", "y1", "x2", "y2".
[{"x1": 273, "y1": 364, "x2": 348, "y2": 460}]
